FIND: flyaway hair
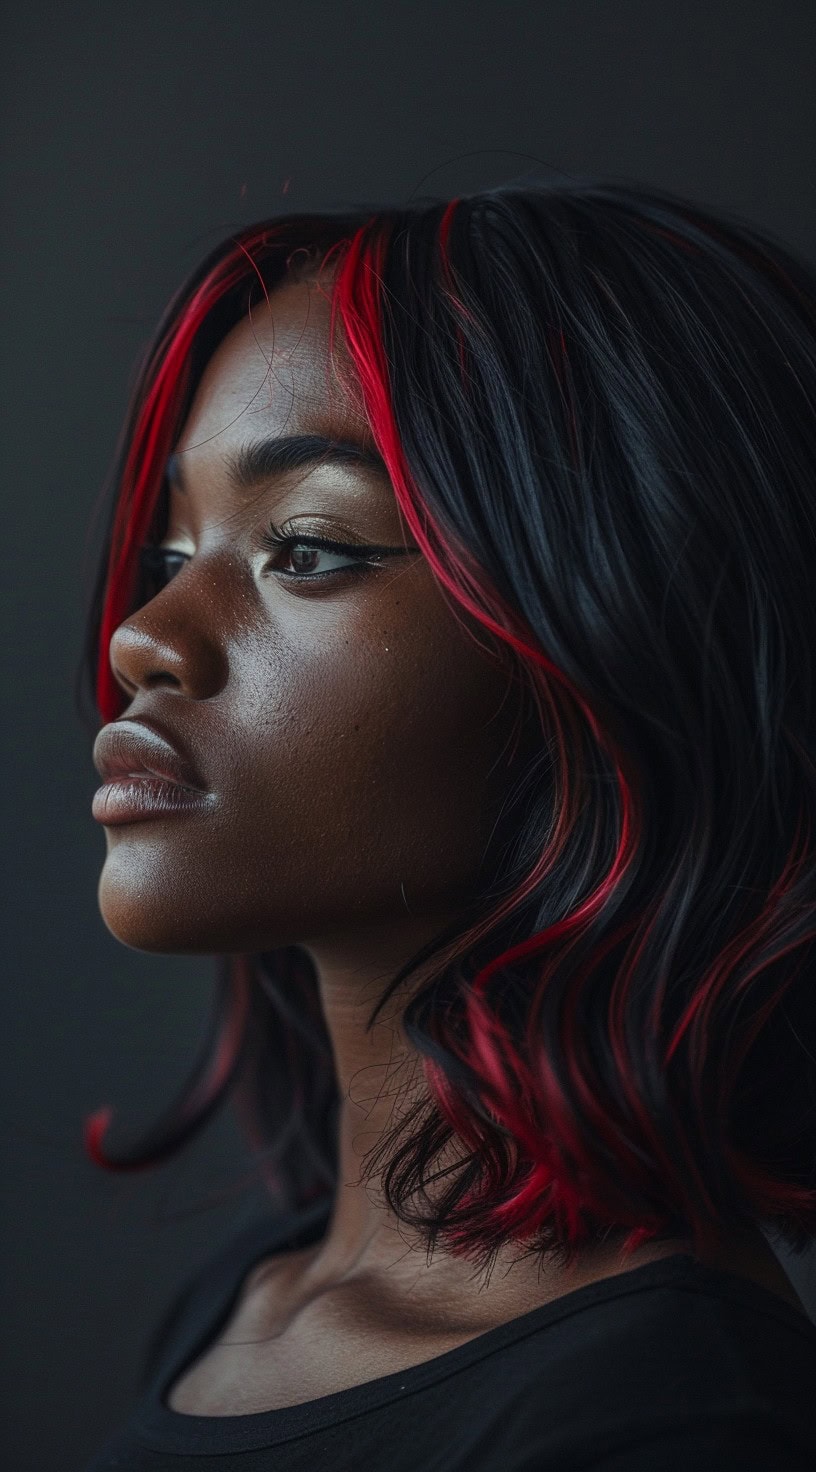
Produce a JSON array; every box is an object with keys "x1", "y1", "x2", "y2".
[{"x1": 78, "y1": 175, "x2": 816, "y2": 1275}]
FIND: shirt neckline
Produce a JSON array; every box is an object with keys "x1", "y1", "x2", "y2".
[{"x1": 133, "y1": 1196, "x2": 816, "y2": 1456}]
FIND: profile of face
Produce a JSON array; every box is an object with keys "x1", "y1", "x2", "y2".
[{"x1": 97, "y1": 276, "x2": 532, "y2": 963}]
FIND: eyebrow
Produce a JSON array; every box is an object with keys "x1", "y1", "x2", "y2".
[{"x1": 166, "y1": 433, "x2": 389, "y2": 494}]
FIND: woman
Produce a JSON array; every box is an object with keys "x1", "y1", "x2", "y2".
[{"x1": 80, "y1": 176, "x2": 816, "y2": 1469}]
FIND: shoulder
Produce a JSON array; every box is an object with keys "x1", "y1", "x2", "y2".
[
  {"x1": 497, "y1": 1255, "x2": 816, "y2": 1471},
  {"x1": 577, "y1": 1410, "x2": 814, "y2": 1470},
  {"x1": 572, "y1": 1251, "x2": 816, "y2": 1377},
  {"x1": 574, "y1": 1255, "x2": 816, "y2": 1416}
]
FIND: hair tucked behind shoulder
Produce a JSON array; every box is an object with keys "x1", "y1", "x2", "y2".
[{"x1": 78, "y1": 173, "x2": 816, "y2": 1276}]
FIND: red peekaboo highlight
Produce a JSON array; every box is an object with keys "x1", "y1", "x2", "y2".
[
  {"x1": 83, "y1": 1106, "x2": 115, "y2": 1168},
  {"x1": 85, "y1": 953, "x2": 254, "y2": 1172},
  {"x1": 95, "y1": 226, "x2": 311, "y2": 723},
  {"x1": 88, "y1": 226, "x2": 355, "y2": 1177},
  {"x1": 331, "y1": 220, "x2": 668, "y2": 1262},
  {"x1": 84, "y1": 189, "x2": 816, "y2": 1265},
  {"x1": 96, "y1": 255, "x2": 247, "y2": 722}
]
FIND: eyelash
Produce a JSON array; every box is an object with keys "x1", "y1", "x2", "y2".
[
  {"x1": 138, "y1": 521, "x2": 395, "y2": 594},
  {"x1": 257, "y1": 522, "x2": 391, "y2": 581}
]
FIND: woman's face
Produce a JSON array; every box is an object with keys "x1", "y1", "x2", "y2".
[{"x1": 96, "y1": 275, "x2": 530, "y2": 957}]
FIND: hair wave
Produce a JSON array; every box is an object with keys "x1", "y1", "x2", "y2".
[{"x1": 78, "y1": 174, "x2": 816, "y2": 1275}]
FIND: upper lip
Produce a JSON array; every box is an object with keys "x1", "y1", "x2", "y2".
[{"x1": 93, "y1": 718, "x2": 208, "y2": 791}]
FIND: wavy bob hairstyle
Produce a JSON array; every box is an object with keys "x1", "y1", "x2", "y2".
[{"x1": 78, "y1": 175, "x2": 816, "y2": 1276}]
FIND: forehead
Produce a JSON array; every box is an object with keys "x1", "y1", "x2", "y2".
[{"x1": 174, "y1": 275, "x2": 366, "y2": 460}]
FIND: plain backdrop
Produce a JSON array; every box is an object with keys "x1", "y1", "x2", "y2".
[{"x1": 2, "y1": 3, "x2": 816, "y2": 1467}]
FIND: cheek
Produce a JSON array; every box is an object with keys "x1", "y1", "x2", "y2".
[
  {"x1": 95, "y1": 589, "x2": 515, "y2": 954},
  {"x1": 231, "y1": 598, "x2": 510, "y2": 895}
]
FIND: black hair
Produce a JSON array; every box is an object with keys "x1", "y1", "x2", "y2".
[{"x1": 78, "y1": 174, "x2": 816, "y2": 1276}]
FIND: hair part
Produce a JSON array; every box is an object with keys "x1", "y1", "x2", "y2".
[{"x1": 79, "y1": 175, "x2": 816, "y2": 1276}]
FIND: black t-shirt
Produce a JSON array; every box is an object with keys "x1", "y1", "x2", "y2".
[{"x1": 83, "y1": 1196, "x2": 816, "y2": 1470}]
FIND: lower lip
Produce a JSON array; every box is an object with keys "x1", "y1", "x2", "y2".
[{"x1": 92, "y1": 777, "x2": 213, "y2": 826}]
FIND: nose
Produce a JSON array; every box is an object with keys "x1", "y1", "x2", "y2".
[{"x1": 107, "y1": 560, "x2": 230, "y2": 703}]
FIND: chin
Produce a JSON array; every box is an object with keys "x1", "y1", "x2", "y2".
[
  {"x1": 97, "y1": 861, "x2": 218, "y2": 955},
  {"x1": 95, "y1": 849, "x2": 289, "y2": 955}
]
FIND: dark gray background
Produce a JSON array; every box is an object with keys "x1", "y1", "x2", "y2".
[{"x1": 2, "y1": 3, "x2": 815, "y2": 1467}]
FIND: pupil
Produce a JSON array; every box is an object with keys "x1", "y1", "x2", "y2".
[
  {"x1": 138, "y1": 547, "x2": 185, "y2": 603},
  {"x1": 291, "y1": 546, "x2": 319, "y2": 573}
]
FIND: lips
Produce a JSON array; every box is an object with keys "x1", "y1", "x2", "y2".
[{"x1": 92, "y1": 718, "x2": 208, "y2": 792}]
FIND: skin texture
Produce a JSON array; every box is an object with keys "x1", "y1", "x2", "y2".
[
  {"x1": 98, "y1": 276, "x2": 808, "y2": 1413},
  {"x1": 100, "y1": 273, "x2": 540, "y2": 1286}
]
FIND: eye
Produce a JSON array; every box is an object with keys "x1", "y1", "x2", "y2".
[
  {"x1": 136, "y1": 527, "x2": 416, "y2": 599},
  {"x1": 137, "y1": 545, "x2": 188, "y2": 602},
  {"x1": 256, "y1": 523, "x2": 393, "y2": 582}
]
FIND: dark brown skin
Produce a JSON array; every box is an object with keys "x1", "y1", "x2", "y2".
[{"x1": 99, "y1": 276, "x2": 807, "y2": 1415}]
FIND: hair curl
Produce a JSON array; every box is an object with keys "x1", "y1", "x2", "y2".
[{"x1": 78, "y1": 174, "x2": 816, "y2": 1276}]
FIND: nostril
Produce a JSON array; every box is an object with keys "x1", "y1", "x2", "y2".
[{"x1": 107, "y1": 596, "x2": 229, "y2": 703}]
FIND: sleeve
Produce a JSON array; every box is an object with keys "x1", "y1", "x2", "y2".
[{"x1": 576, "y1": 1412, "x2": 814, "y2": 1471}]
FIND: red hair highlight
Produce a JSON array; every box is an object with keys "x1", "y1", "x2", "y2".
[
  {"x1": 84, "y1": 187, "x2": 816, "y2": 1269},
  {"x1": 329, "y1": 220, "x2": 683, "y2": 1264},
  {"x1": 95, "y1": 228, "x2": 315, "y2": 721}
]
